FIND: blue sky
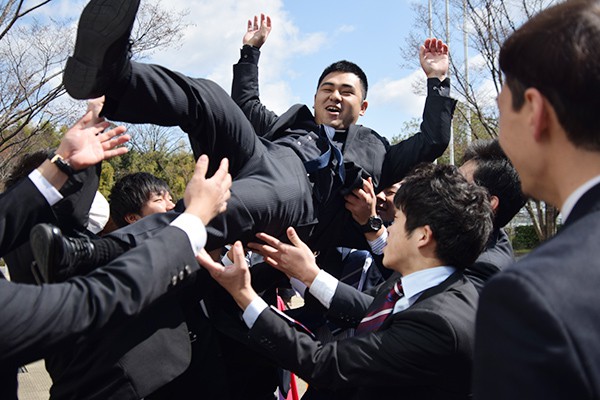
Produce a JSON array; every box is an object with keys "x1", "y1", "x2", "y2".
[{"x1": 46, "y1": 0, "x2": 453, "y2": 140}]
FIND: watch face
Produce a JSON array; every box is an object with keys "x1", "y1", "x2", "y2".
[{"x1": 370, "y1": 216, "x2": 383, "y2": 230}]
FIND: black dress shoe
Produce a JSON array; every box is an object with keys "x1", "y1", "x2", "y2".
[
  {"x1": 63, "y1": 0, "x2": 140, "y2": 99},
  {"x1": 30, "y1": 224, "x2": 96, "y2": 283}
]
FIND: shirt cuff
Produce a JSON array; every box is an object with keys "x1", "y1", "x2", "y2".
[
  {"x1": 368, "y1": 228, "x2": 388, "y2": 255},
  {"x1": 242, "y1": 296, "x2": 269, "y2": 329},
  {"x1": 221, "y1": 247, "x2": 233, "y2": 266},
  {"x1": 28, "y1": 169, "x2": 63, "y2": 206},
  {"x1": 290, "y1": 277, "x2": 307, "y2": 298},
  {"x1": 170, "y1": 213, "x2": 207, "y2": 255},
  {"x1": 308, "y1": 269, "x2": 339, "y2": 309}
]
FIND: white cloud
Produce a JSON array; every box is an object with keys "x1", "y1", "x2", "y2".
[{"x1": 368, "y1": 69, "x2": 426, "y2": 119}]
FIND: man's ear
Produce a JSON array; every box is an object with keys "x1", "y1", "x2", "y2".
[
  {"x1": 124, "y1": 213, "x2": 141, "y2": 225},
  {"x1": 524, "y1": 88, "x2": 549, "y2": 142},
  {"x1": 416, "y1": 225, "x2": 434, "y2": 248},
  {"x1": 490, "y1": 195, "x2": 499, "y2": 214},
  {"x1": 359, "y1": 100, "x2": 369, "y2": 116}
]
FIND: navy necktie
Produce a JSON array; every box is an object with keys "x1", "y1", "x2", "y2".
[{"x1": 302, "y1": 125, "x2": 345, "y2": 184}]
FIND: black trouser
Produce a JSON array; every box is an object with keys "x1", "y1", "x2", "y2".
[{"x1": 103, "y1": 61, "x2": 316, "y2": 250}]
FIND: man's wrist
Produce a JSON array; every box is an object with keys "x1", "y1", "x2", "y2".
[
  {"x1": 36, "y1": 159, "x2": 69, "y2": 191},
  {"x1": 234, "y1": 287, "x2": 259, "y2": 310}
]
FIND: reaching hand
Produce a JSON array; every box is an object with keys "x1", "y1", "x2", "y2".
[
  {"x1": 420, "y1": 38, "x2": 449, "y2": 81},
  {"x1": 184, "y1": 155, "x2": 232, "y2": 225},
  {"x1": 197, "y1": 241, "x2": 257, "y2": 310},
  {"x1": 243, "y1": 13, "x2": 272, "y2": 49},
  {"x1": 344, "y1": 177, "x2": 377, "y2": 225},
  {"x1": 55, "y1": 110, "x2": 130, "y2": 171},
  {"x1": 248, "y1": 227, "x2": 320, "y2": 287}
]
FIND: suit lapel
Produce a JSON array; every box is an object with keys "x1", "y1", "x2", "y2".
[{"x1": 564, "y1": 182, "x2": 600, "y2": 228}]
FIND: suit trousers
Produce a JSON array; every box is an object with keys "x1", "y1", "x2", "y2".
[{"x1": 102, "y1": 62, "x2": 316, "y2": 250}]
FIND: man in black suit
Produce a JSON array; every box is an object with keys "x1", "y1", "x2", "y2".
[
  {"x1": 458, "y1": 139, "x2": 525, "y2": 292},
  {"x1": 342, "y1": 138, "x2": 525, "y2": 291},
  {"x1": 62, "y1": 0, "x2": 456, "y2": 253},
  {"x1": 199, "y1": 163, "x2": 493, "y2": 399},
  {"x1": 473, "y1": 1, "x2": 600, "y2": 398},
  {"x1": 0, "y1": 109, "x2": 232, "y2": 399}
]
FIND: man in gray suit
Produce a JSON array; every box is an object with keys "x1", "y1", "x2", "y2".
[{"x1": 473, "y1": 1, "x2": 600, "y2": 398}]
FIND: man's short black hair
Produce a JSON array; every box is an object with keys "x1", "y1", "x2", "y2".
[
  {"x1": 461, "y1": 139, "x2": 526, "y2": 228},
  {"x1": 395, "y1": 163, "x2": 493, "y2": 269},
  {"x1": 317, "y1": 60, "x2": 368, "y2": 101},
  {"x1": 110, "y1": 172, "x2": 171, "y2": 228},
  {"x1": 500, "y1": 0, "x2": 600, "y2": 151},
  {"x1": 4, "y1": 149, "x2": 53, "y2": 189}
]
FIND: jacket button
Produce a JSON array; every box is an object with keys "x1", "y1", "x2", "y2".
[
  {"x1": 179, "y1": 271, "x2": 185, "y2": 280},
  {"x1": 171, "y1": 276, "x2": 178, "y2": 286}
]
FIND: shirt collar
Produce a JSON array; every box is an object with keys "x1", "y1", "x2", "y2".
[
  {"x1": 560, "y1": 174, "x2": 600, "y2": 221},
  {"x1": 400, "y1": 266, "x2": 456, "y2": 301}
]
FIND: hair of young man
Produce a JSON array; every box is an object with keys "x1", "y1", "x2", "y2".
[
  {"x1": 461, "y1": 139, "x2": 526, "y2": 228},
  {"x1": 317, "y1": 60, "x2": 369, "y2": 101},
  {"x1": 394, "y1": 163, "x2": 493, "y2": 270},
  {"x1": 109, "y1": 172, "x2": 171, "y2": 228},
  {"x1": 499, "y1": 0, "x2": 600, "y2": 151},
  {"x1": 4, "y1": 149, "x2": 53, "y2": 190}
]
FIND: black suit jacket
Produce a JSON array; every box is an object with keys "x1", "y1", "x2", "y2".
[
  {"x1": 465, "y1": 227, "x2": 515, "y2": 293},
  {"x1": 249, "y1": 271, "x2": 478, "y2": 399},
  {"x1": 231, "y1": 56, "x2": 457, "y2": 250},
  {"x1": 0, "y1": 177, "x2": 200, "y2": 400},
  {"x1": 474, "y1": 182, "x2": 600, "y2": 399}
]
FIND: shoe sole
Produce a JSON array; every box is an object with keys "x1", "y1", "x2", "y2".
[
  {"x1": 63, "y1": 0, "x2": 140, "y2": 99},
  {"x1": 30, "y1": 224, "x2": 60, "y2": 283}
]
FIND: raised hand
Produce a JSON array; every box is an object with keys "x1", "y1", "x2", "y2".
[
  {"x1": 420, "y1": 38, "x2": 449, "y2": 81},
  {"x1": 242, "y1": 13, "x2": 272, "y2": 49},
  {"x1": 197, "y1": 241, "x2": 257, "y2": 310},
  {"x1": 248, "y1": 227, "x2": 320, "y2": 287},
  {"x1": 344, "y1": 177, "x2": 377, "y2": 226},
  {"x1": 184, "y1": 155, "x2": 232, "y2": 225},
  {"x1": 55, "y1": 110, "x2": 130, "y2": 171}
]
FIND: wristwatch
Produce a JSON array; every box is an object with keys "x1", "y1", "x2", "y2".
[
  {"x1": 48, "y1": 153, "x2": 74, "y2": 176},
  {"x1": 360, "y1": 216, "x2": 383, "y2": 233}
]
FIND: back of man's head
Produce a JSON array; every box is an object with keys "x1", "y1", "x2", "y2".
[
  {"x1": 461, "y1": 139, "x2": 526, "y2": 228},
  {"x1": 4, "y1": 149, "x2": 53, "y2": 190},
  {"x1": 317, "y1": 60, "x2": 369, "y2": 101},
  {"x1": 500, "y1": 0, "x2": 600, "y2": 151},
  {"x1": 395, "y1": 163, "x2": 494, "y2": 270},
  {"x1": 110, "y1": 172, "x2": 170, "y2": 228}
]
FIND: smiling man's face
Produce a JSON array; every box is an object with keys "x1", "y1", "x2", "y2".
[{"x1": 313, "y1": 71, "x2": 368, "y2": 130}]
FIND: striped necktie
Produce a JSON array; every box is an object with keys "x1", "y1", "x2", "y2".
[{"x1": 355, "y1": 280, "x2": 404, "y2": 335}]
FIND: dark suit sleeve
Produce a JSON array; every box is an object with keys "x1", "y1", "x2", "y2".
[
  {"x1": 249, "y1": 304, "x2": 461, "y2": 391},
  {"x1": 0, "y1": 178, "x2": 55, "y2": 256},
  {"x1": 473, "y1": 269, "x2": 589, "y2": 399},
  {"x1": 231, "y1": 46, "x2": 279, "y2": 136},
  {"x1": 379, "y1": 78, "x2": 457, "y2": 190},
  {"x1": 0, "y1": 225, "x2": 199, "y2": 369}
]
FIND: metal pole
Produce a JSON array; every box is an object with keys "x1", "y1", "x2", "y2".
[
  {"x1": 464, "y1": 0, "x2": 472, "y2": 144},
  {"x1": 446, "y1": 0, "x2": 455, "y2": 165}
]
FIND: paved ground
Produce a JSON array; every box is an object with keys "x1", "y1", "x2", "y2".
[{"x1": 17, "y1": 360, "x2": 307, "y2": 399}]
